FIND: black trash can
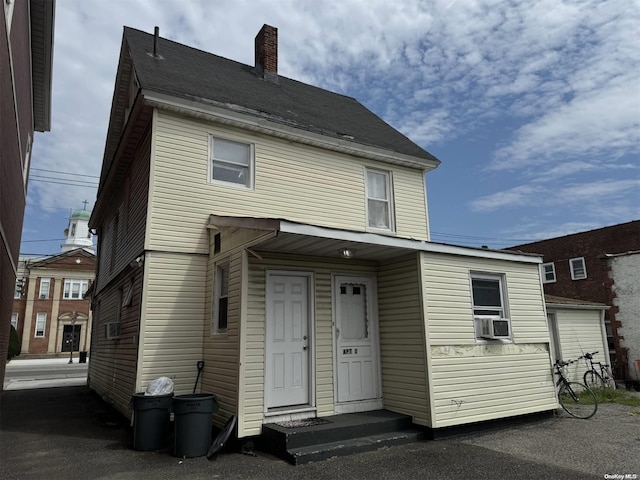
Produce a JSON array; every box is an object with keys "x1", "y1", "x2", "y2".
[
  {"x1": 130, "y1": 393, "x2": 174, "y2": 451},
  {"x1": 173, "y1": 393, "x2": 219, "y2": 458},
  {"x1": 79, "y1": 351, "x2": 87, "y2": 363}
]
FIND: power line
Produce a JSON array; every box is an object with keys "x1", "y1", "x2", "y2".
[
  {"x1": 21, "y1": 238, "x2": 66, "y2": 243},
  {"x1": 29, "y1": 177, "x2": 99, "y2": 188},
  {"x1": 31, "y1": 168, "x2": 100, "y2": 178}
]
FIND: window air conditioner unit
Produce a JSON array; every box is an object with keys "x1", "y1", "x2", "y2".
[
  {"x1": 479, "y1": 317, "x2": 511, "y2": 339},
  {"x1": 105, "y1": 322, "x2": 121, "y2": 340}
]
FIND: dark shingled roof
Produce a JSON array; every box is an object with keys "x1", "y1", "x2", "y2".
[{"x1": 124, "y1": 27, "x2": 439, "y2": 166}]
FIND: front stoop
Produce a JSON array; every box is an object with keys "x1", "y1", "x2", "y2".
[{"x1": 260, "y1": 410, "x2": 425, "y2": 464}]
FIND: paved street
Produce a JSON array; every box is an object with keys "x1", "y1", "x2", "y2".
[
  {"x1": 1, "y1": 360, "x2": 638, "y2": 479},
  {"x1": 3, "y1": 357, "x2": 88, "y2": 390}
]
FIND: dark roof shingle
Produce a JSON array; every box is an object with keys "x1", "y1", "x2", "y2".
[{"x1": 124, "y1": 27, "x2": 439, "y2": 165}]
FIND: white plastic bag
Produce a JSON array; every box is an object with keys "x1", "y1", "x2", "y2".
[{"x1": 145, "y1": 376, "x2": 174, "y2": 396}]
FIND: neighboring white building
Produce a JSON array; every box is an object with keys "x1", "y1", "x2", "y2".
[
  {"x1": 607, "y1": 251, "x2": 640, "y2": 383},
  {"x1": 61, "y1": 207, "x2": 95, "y2": 254}
]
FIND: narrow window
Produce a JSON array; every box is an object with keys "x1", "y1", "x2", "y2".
[
  {"x1": 35, "y1": 313, "x2": 46, "y2": 337},
  {"x1": 366, "y1": 169, "x2": 394, "y2": 231},
  {"x1": 213, "y1": 263, "x2": 230, "y2": 333},
  {"x1": 10, "y1": 313, "x2": 18, "y2": 329},
  {"x1": 39, "y1": 278, "x2": 51, "y2": 299},
  {"x1": 14, "y1": 279, "x2": 23, "y2": 298},
  {"x1": 541, "y1": 263, "x2": 556, "y2": 283},
  {"x1": 569, "y1": 257, "x2": 587, "y2": 280},
  {"x1": 70, "y1": 223, "x2": 76, "y2": 237},
  {"x1": 211, "y1": 137, "x2": 253, "y2": 187}
]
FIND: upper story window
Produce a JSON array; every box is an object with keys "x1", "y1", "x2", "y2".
[
  {"x1": 365, "y1": 168, "x2": 394, "y2": 232},
  {"x1": 541, "y1": 263, "x2": 556, "y2": 283},
  {"x1": 471, "y1": 272, "x2": 512, "y2": 341},
  {"x1": 210, "y1": 136, "x2": 253, "y2": 188},
  {"x1": 569, "y1": 257, "x2": 587, "y2": 280},
  {"x1": 39, "y1": 278, "x2": 51, "y2": 299},
  {"x1": 11, "y1": 313, "x2": 18, "y2": 329},
  {"x1": 64, "y1": 279, "x2": 89, "y2": 300},
  {"x1": 70, "y1": 223, "x2": 77, "y2": 237}
]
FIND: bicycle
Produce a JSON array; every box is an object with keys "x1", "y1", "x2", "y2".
[
  {"x1": 554, "y1": 359, "x2": 598, "y2": 419},
  {"x1": 581, "y1": 351, "x2": 616, "y2": 390}
]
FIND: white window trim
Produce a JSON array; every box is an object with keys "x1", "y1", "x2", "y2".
[
  {"x1": 541, "y1": 262, "x2": 556, "y2": 284},
  {"x1": 569, "y1": 257, "x2": 587, "y2": 280},
  {"x1": 209, "y1": 135, "x2": 255, "y2": 189},
  {"x1": 39, "y1": 278, "x2": 51, "y2": 299},
  {"x1": 364, "y1": 168, "x2": 395, "y2": 233},
  {"x1": 212, "y1": 260, "x2": 230, "y2": 335},
  {"x1": 35, "y1": 313, "x2": 46, "y2": 338},
  {"x1": 470, "y1": 272, "x2": 512, "y2": 342},
  {"x1": 63, "y1": 279, "x2": 89, "y2": 300},
  {"x1": 10, "y1": 313, "x2": 18, "y2": 329}
]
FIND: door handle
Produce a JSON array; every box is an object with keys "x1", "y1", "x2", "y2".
[{"x1": 303, "y1": 345, "x2": 308, "y2": 351}]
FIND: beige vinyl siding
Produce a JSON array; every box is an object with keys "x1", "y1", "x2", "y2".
[
  {"x1": 421, "y1": 252, "x2": 557, "y2": 428},
  {"x1": 240, "y1": 253, "x2": 377, "y2": 437},
  {"x1": 549, "y1": 308, "x2": 607, "y2": 382},
  {"x1": 422, "y1": 252, "x2": 549, "y2": 345},
  {"x1": 96, "y1": 127, "x2": 150, "y2": 293},
  {"x1": 87, "y1": 272, "x2": 140, "y2": 417},
  {"x1": 378, "y1": 255, "x2": 430, "y2": 426},
  {"x1": 148, "y1": 109, "x2": 429, "y2": 255},
  {"x1": 430, "y1": 348, "x2": 556, "y2": 427},
  {"x1": 202, "y1": 250, "x2": 242, "y2": 428},
  {"x1": 138, "y1": 251, "x2": 207, "y2": 394}
]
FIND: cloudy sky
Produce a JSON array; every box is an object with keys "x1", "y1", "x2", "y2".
[{"x1": 21, "y1": 0, "x2": 640, "y2": 255}]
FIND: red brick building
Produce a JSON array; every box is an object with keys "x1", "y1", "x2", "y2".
[
  {"x1": 510, "y1": 220, "x2": 640, "y2": 379},
  {"x1": 12, "y1": 248, "x2": 95, "y2": 357}
]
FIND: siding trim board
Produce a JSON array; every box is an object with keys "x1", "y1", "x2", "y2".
[{"x1": 143, "y1": 91, "x2": 440, "y2": 171}]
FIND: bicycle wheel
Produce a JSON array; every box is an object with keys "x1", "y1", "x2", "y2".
[
  {"x1": 583, "y1": 370, "x2": 604, "y2": 390},
  {"x1": 558, "y1": 382, "x2": 598, "y2": 419}
]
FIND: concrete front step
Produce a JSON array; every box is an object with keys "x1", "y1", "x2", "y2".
[
  {"x1": 288, "y1": 428, "x2": 426, "y2": 465},
  {"x1": 260, "y1": 410, "x2": 424, "y2": 464}
]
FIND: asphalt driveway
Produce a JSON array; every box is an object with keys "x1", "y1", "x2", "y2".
[{"x1": 1, "y1": 386, "x2": 638, "y2": 480}]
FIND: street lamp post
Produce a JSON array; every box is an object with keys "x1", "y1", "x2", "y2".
[{"x1": 68, "y1": 312, "x2": 78, "y2": 364}]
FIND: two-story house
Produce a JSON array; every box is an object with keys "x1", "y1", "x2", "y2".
[
  {"x1": 511, "y1": 221, "x2": 640, "y2": 385},
  {"x1": 88, "y1": 25, "x2": 559, "y2": 448},
  {"x1": 1, "y1": 0, "x2": 55, "y2": 388}
]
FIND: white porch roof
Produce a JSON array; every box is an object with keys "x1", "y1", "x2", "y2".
[{"x1": 208, "y1": 215, "x2": 542, "y2": 264}]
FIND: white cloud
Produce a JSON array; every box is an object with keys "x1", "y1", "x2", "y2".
[{"x1": 24, "y1": 0, "x2": 639, "y2": 252}]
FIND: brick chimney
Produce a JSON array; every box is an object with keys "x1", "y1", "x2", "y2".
[{"x1": 255, "y1": 24, "x2": 278, "y2": 82}]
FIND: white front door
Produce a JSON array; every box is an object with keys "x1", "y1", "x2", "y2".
[
  {"x1": 265, "y1": 273, "x2": 310, "y2": 409},
  {"x1": 334, "y1": 276, "x2": 381, "y2": 404}
]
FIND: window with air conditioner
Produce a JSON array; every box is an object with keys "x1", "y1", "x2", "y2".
[{"x1": 471, "y1": 273, "x2": 512, "y2": 341}]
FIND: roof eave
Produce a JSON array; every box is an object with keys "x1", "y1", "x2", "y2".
[
  {"x1": 143, "y1": 90, "x2": 440, "y2": 172},
  {"x1": 30, "y1": 0, "x2": 55, "y2": 132}
]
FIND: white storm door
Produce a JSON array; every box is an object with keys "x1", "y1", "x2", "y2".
[
  {"x1": 266, "y1": 274, "x2": 310, "y2": 409},
  {"x1": 335, "y1": 276, "x2": 380, "y2": 403}
]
